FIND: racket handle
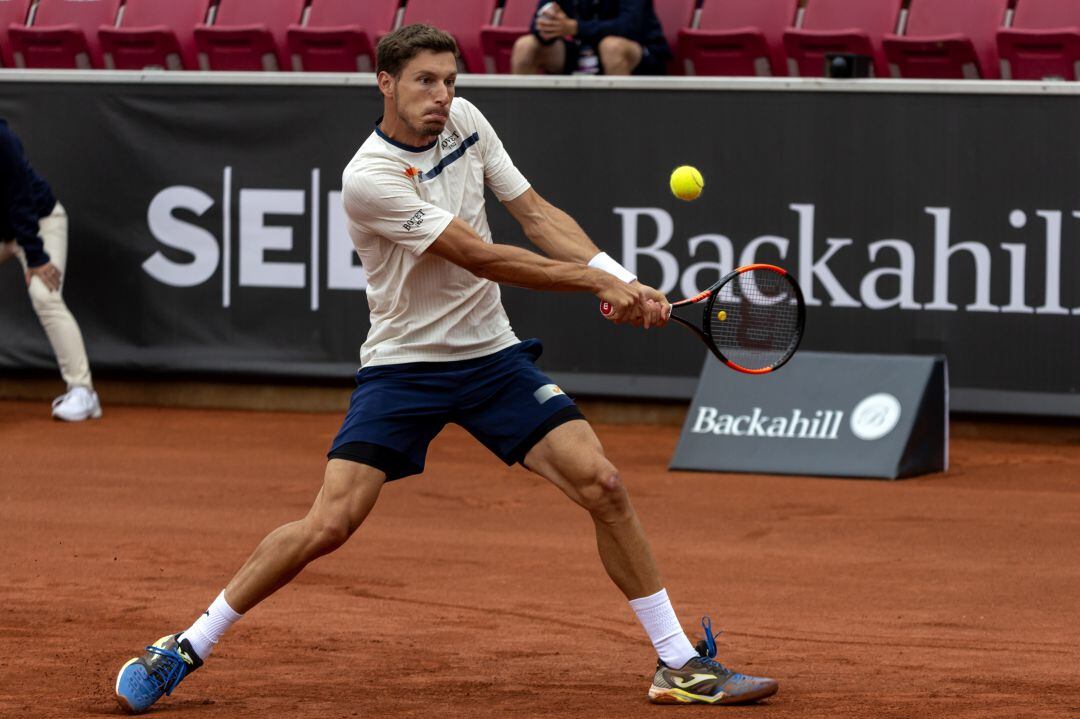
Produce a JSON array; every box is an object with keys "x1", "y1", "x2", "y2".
[{"x1": 599, "y1": 300, "x2": 613, "y2": 316}]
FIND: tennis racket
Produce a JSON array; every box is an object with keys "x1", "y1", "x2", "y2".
[{"x1": 600, "y1": 263, "x2": 806, "y2": 374}]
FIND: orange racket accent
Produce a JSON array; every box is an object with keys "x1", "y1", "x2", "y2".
[
  {"x1": 738, "y1": 263, "x2": 787, "y2": 275},
  {"x1": 725, "y1": 363, "x2": 775, "y2": 375}
]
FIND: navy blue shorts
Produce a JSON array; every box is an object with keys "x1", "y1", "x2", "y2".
[{"x1": 327, "y1": 339, "x2": 583, "y2": 481}]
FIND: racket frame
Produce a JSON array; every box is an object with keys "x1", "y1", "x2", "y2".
[{"x1": 670, "y1": 263, "x2": 806, "y2": 374}]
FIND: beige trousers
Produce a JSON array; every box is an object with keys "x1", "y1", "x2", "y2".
[{"x1": 1, "y1": 202, "x2": 93, "y2": 389}]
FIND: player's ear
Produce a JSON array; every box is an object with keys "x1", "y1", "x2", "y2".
[{"x1": 376, "y1": 70, "x2": 396, "y2": 98}]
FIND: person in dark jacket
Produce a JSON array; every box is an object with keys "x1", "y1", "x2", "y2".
[
  {"x1": 0, "y1": 118, "x2": 100, "y2": 421},
  {"x1": 511, "y1": 0, "x2": 671, "y2": 76}
]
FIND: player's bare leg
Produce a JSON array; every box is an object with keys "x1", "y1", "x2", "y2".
[
  {"x1": 523, "y1": 419, "x2": 660, "y2": 599},
  {"x1": 115, "y1": 460, "x2": 385, "y2": 713},
  {"x1": 510, "y1": 34, "x2": 566, "y2": 75},
  {"x1": 523, "y1": 419, "x2": 778, "y2": 705},
  {"x1": 224, "y1": 459, "x2": 385, "y2": 611}
]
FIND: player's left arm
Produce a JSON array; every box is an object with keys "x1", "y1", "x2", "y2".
[{"x1": 502, "y1": 187, "x2": 598, "y2": 263}]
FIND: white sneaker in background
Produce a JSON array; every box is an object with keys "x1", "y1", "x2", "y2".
[{"x1": 51, "y1": 386, "x2": 102, "y2": 422}]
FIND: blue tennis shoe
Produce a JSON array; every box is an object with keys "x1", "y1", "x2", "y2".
[{"x1": 115, "y1": 633, "x2": 202, "y2": 714}]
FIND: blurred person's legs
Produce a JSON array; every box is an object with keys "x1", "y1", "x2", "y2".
[
  {"x1": 511, "y1": 34, "x2": 567, "y2": 74},
  {"x1": 1, "y1": 202, "x2": 99, "y2": 420},
  {"x1": 598, "y1": 36, "x2": 643, "y2": 75}
]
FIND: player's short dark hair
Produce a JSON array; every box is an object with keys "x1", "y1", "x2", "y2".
[{"x1": 376, "y1": 24, "x2": 459, "y2": 77}]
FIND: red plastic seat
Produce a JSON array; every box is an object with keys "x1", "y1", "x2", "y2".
[
  {"x1": 194, "y1": 0, "x2": 306, "y2": 71},
  {"x1": 400, "y1": 0, "x2": 498, "y2": 73},
  {"x1": 0, "y1": 0, "x2": 33, "y2": 67},
  {"x1": 679, "y1": 0, "x2": 797, "y2": 76},
  {"x1": 782, "y1": 0, "x2": 902, "y2": 77},
  {"x1": 99, "y1": 0, "x2": 210, "y2": 70},
  {"x1": 479, "y1": 0, "x2": 536, "y2": 74},
  {"x1": 998, "y1": 0, "x2": 1080, "y2": 81},
  {"x1": 287, "y1": 0, "x2": 399, "y2": 73},
  {"x1": 883, "y1": 0, "x2": 1008, "y2": 79},
  {"x1": 9, "y1": 0, "x2": 122, "y2": 69},
  {"x1": 653, "y1": 0, "x2": 697, "y2": 75}
]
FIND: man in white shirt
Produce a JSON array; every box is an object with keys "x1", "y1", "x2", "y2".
[{"x1": 114, "y1": 24, "x2": 777, "y2": 714}]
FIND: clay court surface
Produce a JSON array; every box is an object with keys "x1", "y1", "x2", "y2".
[{"x1": 1, "y1": 399, "x2": 1078, "y2": 718}]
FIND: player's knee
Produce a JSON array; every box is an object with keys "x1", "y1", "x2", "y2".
[
  {"x1": 579, "y1": 463, "x2": 631, "y2": 523},
  {"x1": 306, "y1": 517, "x2": 352, "y2": 556}
]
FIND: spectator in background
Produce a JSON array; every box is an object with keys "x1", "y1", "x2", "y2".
[
  {"x1": 511, "y1": 0, "x2": 670, "y2": 76},
  {"x1": 0, "y1": 118, "x2": 100, "y2": 421}
]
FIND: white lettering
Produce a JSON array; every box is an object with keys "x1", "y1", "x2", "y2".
[
  {"x1": 143, "y1": 186, "x2": 220, "y2": 287},
  {"x1": 747, "y1": 407, "x2": 767, "y2": 436},
  {"x1": 680, "y1": 234, "x2": 733, "y2": 300},
  {"x1": 925, "y1": 207, "x2": 997, "y2": 312},
  {"x1": 326, "y1": 191, "x2": 367, "y2": 290},
  {"x1": 791, "y1": 203, "x2": 860, "y2": 308},
  {"x1": 239, "y1": 189, "x2": 306, "y2": 289},
  {"x1": 691, "y1": 406, "x2": 718, "y2": 433},
  {"x1": 1000, "y1": 243, "x2": 1034, "y2": 314},
  {"x1": 860, "y1": 239, "x2": 920, "y2": 309},
  {"x1": 614, "y1": 207, "x2": 678, "y2": 294},
  {"x1": 1036, "y1": 210, "x2": 1067, "y2": 315}
]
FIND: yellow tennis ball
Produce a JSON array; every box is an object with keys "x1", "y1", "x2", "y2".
[
  {"x1": 670, "y1": 165, "x2": 704, "y2": 201},
  {"x1": 717, "y1": 310, "x2": 727, "y2": 321}
]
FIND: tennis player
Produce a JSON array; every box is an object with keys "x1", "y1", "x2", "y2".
[{"x1": 114, "y1": 24, "x2": 778, "y2": 713}]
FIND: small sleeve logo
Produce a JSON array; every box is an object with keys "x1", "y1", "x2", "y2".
[{"x1": 402, "y1": 209, "x2": 426, "y2": 231}]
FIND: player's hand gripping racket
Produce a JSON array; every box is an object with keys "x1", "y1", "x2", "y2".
[{"x1": 600, "y1": 264, "x2": 806, "y2": 374}]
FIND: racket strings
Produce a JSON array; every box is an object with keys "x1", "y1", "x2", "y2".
[{"x1": 709, "y1": 269, "x2": 801, "y2": 371}]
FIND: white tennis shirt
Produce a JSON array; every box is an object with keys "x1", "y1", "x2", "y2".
[{"x1": 341, "y1": 97, "x2": 530, "y2": 367}]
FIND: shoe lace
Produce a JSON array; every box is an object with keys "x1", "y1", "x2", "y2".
[
  {"x1": 142, "y1": 644, "x2": 190, "y2": 697},
  {"x1": 693, "y1": 616, "x2": 731, "y2": 674}
]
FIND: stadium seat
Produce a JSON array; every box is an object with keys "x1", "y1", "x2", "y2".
[
  {"x1": 883, "y1": 0, "x2": 1009, "y2": 79},
  {"x1": 400, "y1": 0, "x2": 498, "y2": 73},
  {"x1": 0, "y1": 0, "x2": 33, "y2": 67},
  {"x1": 998, "y1": 0, "x2": 1080, "y2": 81},
  {"x1": 782, "y1": 0, "x2": 902, "y2": 77},
  {"x1": 653, "y1": 0, "x2": 697, "y2": 75},
  {"x1": 194, "y1": 0, "x2": 306, "y2": 71},
  {"x1": 479, "y1": 0, "x2": 536, "y2": 74},
  {"x1": 287, "y1": 0, "x2": 399, "y2": 72},
  {"x1": 679, "y1": 0, "x2": 797, "y2": 76},
  {"x1": 99, "y1": 0, "x2": 211, "y2": 70},
  {"x1": 9, "y1": 0, "x2": 122, "y2": 69}
]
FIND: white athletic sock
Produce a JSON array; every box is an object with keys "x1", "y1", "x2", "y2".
[
  {"x1": 629, "y1": 588, "x2": 699, "y2": 669},
  {"x1": 178, "y1": 590, "x2": 243, "y2": 661}
]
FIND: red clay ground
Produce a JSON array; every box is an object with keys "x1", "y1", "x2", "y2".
[{"x1": 1, "y1": 399, "x2": 1078, "y2": 718}]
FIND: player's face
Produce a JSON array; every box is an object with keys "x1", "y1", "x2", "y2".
[{"x1": 392, "y1": 51, "x2": 457, "y2": 140}]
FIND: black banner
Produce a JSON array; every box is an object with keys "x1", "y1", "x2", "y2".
[{"x1": 1, "y1": 74, "x2": 1078, "y2": 415}]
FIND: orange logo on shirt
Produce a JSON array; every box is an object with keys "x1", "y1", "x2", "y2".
[{"x1": 404, "y1": 166, "x2": 421, "y2": 178}]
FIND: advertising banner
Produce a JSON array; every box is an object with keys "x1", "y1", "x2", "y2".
[
  {"x1": 0, "y1": 74, "x2": 1076, "y2": 415},
  {"x1": 670, "y1": 352, "x2": 948, "y2": 479}
]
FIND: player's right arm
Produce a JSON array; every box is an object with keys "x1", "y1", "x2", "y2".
[
  {"x1": 427, "y1": 217, "x2": 662, "y2": 327},
  {"x1": 343, "y1": 164, "x2": 663, "y2": 327}
]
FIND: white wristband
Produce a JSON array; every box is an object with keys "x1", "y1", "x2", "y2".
[{"x1": 588, "y1": 252, "x2": 637, "y2": 283}]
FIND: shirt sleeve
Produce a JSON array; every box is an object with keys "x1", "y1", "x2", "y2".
[
  {"x1": 342, "y1": 165, "x2": 455, "y2": 256},
  {"x1": 0, "y1": 129, "x2": 50, "y2": 267},
  {"x1": 468, "y1": 101, "x2": 531, "y2": 203}
]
